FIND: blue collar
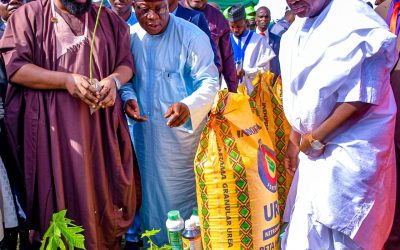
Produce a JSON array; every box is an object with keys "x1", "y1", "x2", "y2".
[{"x1": 126, "y1": 11, "x2": 138, "y2": 26}]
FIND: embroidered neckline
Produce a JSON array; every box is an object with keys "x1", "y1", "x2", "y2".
[{"x1": 50, "y1": 0, "x2": 89, "y2": 59}]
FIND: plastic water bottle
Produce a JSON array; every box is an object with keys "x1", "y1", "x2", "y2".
[
  {"x1": 189, "y1": 207, "x2": 200, "y2": 231},
  {"x1": 166, "y1": 210, "x2": 184, "y2": 250},
  {"x1": 182, "y1": 219, "x2": 202, "y2": 250}
]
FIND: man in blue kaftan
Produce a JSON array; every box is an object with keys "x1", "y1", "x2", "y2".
[{"x1": 119, "y1": 0, "x2": 219, "y2": 245}]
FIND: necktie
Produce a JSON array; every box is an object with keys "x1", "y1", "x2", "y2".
[
  {"x1": 260, "y1": 31, "x2": 265, "y2": 37},
  {"x1": 390, "y1": 2, "x2": 400, "y2": 34}
]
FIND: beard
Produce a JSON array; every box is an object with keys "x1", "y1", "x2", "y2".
[{"x1": 60, "y1": 0, "x2": 92, "y2": 16}]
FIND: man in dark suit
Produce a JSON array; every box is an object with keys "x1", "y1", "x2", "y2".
[
  {"x1": 255, "y1": 6, "x2": 281, "y2": 78},
  {"x1": 169, "y1": 0, "x2": 220, "y2": 70}
]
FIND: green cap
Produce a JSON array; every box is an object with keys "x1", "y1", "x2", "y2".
[
  {"x1": 223, "y1": 8, "x2": 229, "y2": 19},
  {"x1": 245, "y1": 6, "x2": 255, "y2": 16},
  {"x1": 245, "y1": 6, "x2": 255, "y2": 21},
  {"x1": 192, "y1": 207, "x2": 198, "y2": 216},
  {"x1": 167, "y1": 210, "x2": 181, "y2": 220}
]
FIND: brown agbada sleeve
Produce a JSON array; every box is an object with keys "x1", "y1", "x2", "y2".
[
  {"x1": 0, "y1": 4, "x2": 37, "y2": 79},
  {"x1": 0, "y1": 3, "x2": 135, "y2": 79}
]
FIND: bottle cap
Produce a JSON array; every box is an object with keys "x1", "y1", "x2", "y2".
[
  {"x1": 167, "y1": 210, "x2": 181, "y2": 221},
  {"x1": 192, "y1": 207, "x2": 198, "y2": 216},
  {"x1": 185, "y1": 219, "x2": 196, "y2": 230}
]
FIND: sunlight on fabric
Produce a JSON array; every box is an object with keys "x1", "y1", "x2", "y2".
[{"x1": 70, "y1": 139, "x2": 83, "y2": 155}]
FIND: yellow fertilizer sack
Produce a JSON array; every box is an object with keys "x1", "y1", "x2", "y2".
[
  {"x1": 194, "y1": 86, "x2": 280, "y2": 250},
  {"x1": 249, "y1": 72, "x2": 292, "y2": 219}
]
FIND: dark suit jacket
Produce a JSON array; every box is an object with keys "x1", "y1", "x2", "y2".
[
  {"x1": 175, "y1": 4, "x2": 221, "y2": 69},
  {"x1": 268, "y1": 31, "x2": 281, "y2": 78}
]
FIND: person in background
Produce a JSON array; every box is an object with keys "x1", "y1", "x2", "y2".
[
  {"x1": 255, "y1": 6, "x2": 281, "y2": 77},
  {"x1": 0, "y1": 0, "x2": 30, "y2": 249},
  {"x1": 0, "y1": 0, "x2": 23, "y2": 37},
  {"x1": 109, "y1": 0, "x2": 137, "y2": 26},
  {"x1": 169, "y1": 0, "x2": 220, "y2": 71},
  {"x1": 227, "y1": 3, "x2": 275, "y2": 94},
  {"x1": 281, "y1": 0, "x2": 398, "y2": 248},
  {"x1": 208, "y1": 1, "x2": 219, "y2": 10},
  {"x1": 182, "y1": 0, "x2": 237, "y2": 91},
  {"x1": 119, "y1": 0, "x2": 219, "y2": 245},
  {"x1": 0, "y1": 0, "x2": 141, "y2": 247},
  {"x1": 375, "y1": 0, "x2": 400, "y2": 248},
  {"x1": 269, "y1": 8, "x2": 295, "y2": 37},
  {"x1": 245, "y1": 5, "x2": 256, "y2": 30},
  {"x1": 0, "y1": 157, "x2": 17, "y2": 248}
]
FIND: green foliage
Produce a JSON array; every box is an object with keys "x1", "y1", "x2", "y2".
[
  {"x1": 141, "y1": 229, "x2": 172, "y2": 250},
  {"x1": 40, "y1": 210, "x2": 86, "y2": 250}
]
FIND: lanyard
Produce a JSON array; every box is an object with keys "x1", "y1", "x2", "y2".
[{"x1": 230, "y1": 31, "x2": 254, "y2": 64}]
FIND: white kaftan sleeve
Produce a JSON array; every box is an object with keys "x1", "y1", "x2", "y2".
[
  {"x1": 244, "y1": 38, "x2": 275, "y2": 76},
  {"x1": 337, "y1": 29, "x2": 398, "y2": 104}
]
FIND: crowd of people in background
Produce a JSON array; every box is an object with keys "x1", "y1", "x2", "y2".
[{"x1": 0, "y1": 0, "x2": 398, "y2": 249}]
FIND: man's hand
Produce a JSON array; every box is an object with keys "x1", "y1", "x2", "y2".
[
  {"x1": 98, "y1": 77, "x2": 117, "y2": 108},
  {"x1": 165, "y1": 102, "x2": 190, "y2": 128},
  {"x1": 375, "y1": 0, "x2": 385, "y2": 5},
  {"x1": 64, "y1": 73, "x2": 99, "y2": 107},
  {"x1": 125, "y1": 99, "x2": 147, "y2": 122},
  {"x1": 284, "y1": 139, "x2": 300, "y2": 176},
  {"x1": 236, "y1": 68, "x2": 245, "y2": 82},
  {"x1": 300, "y1": 133, "x2": 325, "y2": 158}
]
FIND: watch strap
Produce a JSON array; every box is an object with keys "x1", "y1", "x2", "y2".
[
  {"x1": 111, "y1": 76, "x2": 121, "y2": 90},
  {"x1": 308, "y1": 133, "x2": 326, "y2": 150}
]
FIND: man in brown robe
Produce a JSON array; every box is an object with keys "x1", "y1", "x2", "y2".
[
  {"x1": 182, "y1": 0, "x2": 237, "y2": 92},
  {"x1": 0, "y1": 0, "x2": 140, "y2": 248}
]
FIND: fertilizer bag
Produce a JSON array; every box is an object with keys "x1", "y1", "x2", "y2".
[
  {"x1": 194, "y1": 87, "x2": 280, "y2": 250},
  {"x1": 249, "y1": 72, "x2": 292, "y2": 219}
]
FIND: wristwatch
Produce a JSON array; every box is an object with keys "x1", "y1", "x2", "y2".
[
  {"x1": 309, "y1": 134, "x2": 326, "y2": 150},
  {"x1": 111, "y1": 76, "x2": 121, "y2": 90}
]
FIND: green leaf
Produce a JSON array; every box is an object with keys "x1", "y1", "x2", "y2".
[
  {"x1": 45, "y1": 238, "x2": 52, "y2": 250},
  {"x1": 140, "y1": 229, "x2": 171, "y2": 250},
  {"x1": 40, "y1": 210, "x2": 86, "y2": 250},
  {"x1": 141, "y1": 229, "x2": 161, "y2": 239},
  {"x1": 159, "y1": 245, "x2": 172, "y2": 250},
  {"x1": 51, "y1": 237, "x2": 59, "y2": 250}
]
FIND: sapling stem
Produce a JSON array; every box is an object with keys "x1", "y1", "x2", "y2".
[{"x1": 89, "y1": 0, "x2": 104, "y2": 82}]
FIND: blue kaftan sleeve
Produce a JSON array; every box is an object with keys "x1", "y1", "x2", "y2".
[
  {"x1": 118, "y1": 80, "x2": 137, "y2": 108},
  {"x1": 180, "y1": 29, "x2": 219, "y2": 131}
]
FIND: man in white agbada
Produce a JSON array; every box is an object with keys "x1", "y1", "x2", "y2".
[
  {"x1": 227, "y1": 3, "x2": 275, "y2": 94},
  {"x1": 119, "y1": 0, "x2": 219, "y2": 245},
  {"x1": 280, "y1": 0, "x2": 398, "y2": 249}
]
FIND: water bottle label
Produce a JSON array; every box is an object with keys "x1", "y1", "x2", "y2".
[{"x1": 168, "y1": 230, "x2": 184, "y2": 250}]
